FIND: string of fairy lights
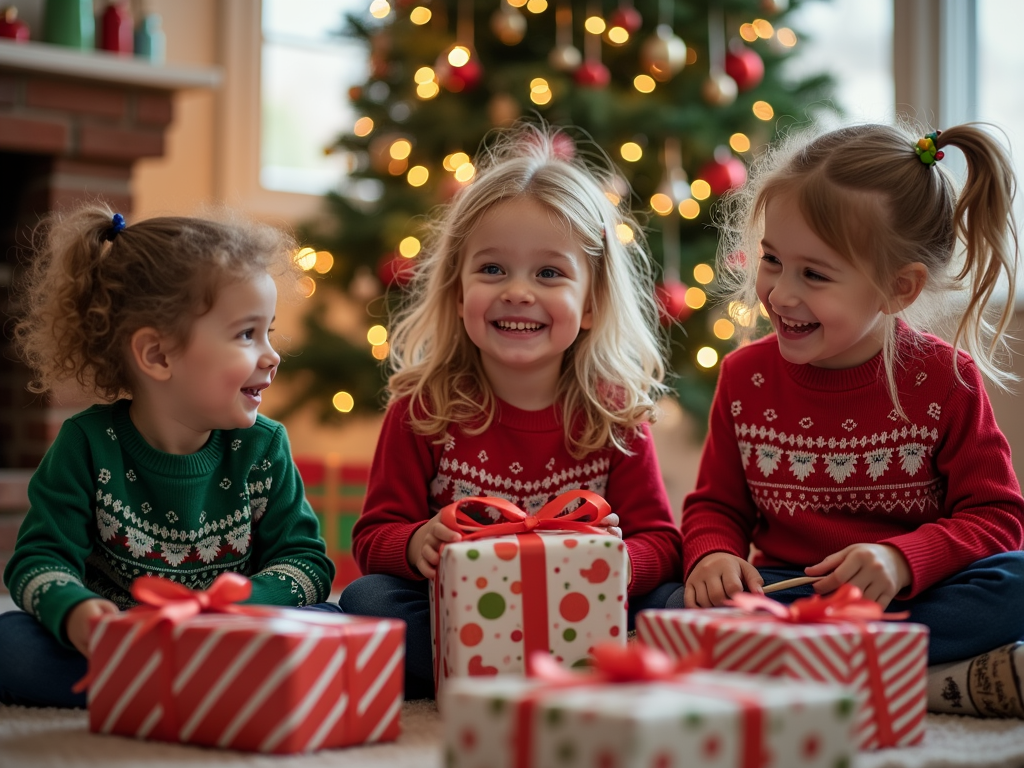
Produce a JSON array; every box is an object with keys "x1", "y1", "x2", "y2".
[{"x1": 297, "y1": 0, "x2": 790, "y2": 414}]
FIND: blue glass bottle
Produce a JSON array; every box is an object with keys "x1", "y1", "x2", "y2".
[{"x1": 134, "y1": 13, "x2": 165, "y2": 64}]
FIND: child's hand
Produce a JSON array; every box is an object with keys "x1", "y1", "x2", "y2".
[
  {"x1": 65, "y1": 598, "x2": 119, "y2": 657},
  {"x1": 596, "y1": 512, "x2": 622, "y2": 539},
  {"x1": 804, "y1": 543, "x2": 911, "y2": 609},
  {"x1": 683, "y1": 552, "x2": 764, "y2": 608},
  {"x1": 406, "y1": 512, "x2": 463, "y2": 580}
]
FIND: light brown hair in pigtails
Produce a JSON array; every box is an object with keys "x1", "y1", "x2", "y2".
[{"x1": 14, "y1": 203, "x2": 298, "y2": 400}]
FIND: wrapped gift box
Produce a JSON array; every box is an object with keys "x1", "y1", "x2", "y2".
[
  {"x1": 442, "y1": 646, "x2": 857, "y2": 768},
  {"x1": 84, "y1": 575, "x2": 405, "y2": 753},
  {"x1": 637, "y1": 589, "x2": 928, "y2": 750},
  {"x1": 430, "y1": 492, "x2": 628, "y2": 703}
]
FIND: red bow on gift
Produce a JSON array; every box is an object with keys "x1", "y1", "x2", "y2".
[
  {"x1": 73, "y1": 573, "x2": 266, "y2": 693},
  {"x1": 726, "y1": 583, "x2": 909, "y2": 622},
  {"x1": 439, "y1": 489, "x2": 611, "y2": 540}
]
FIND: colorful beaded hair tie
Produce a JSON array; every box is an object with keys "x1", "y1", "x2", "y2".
[
  {"x1": 103, "y1": 212, "x2": 126, "y2": 242},
  {"x1": 915, "y1": 131, "x2": 944, "y2": 166}
]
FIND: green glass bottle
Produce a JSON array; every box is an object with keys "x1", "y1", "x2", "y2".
[{"x1": 43, "y1": 0, "x2": 95, "y2": 49}]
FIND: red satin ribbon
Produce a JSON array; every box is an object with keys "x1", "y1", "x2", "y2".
[
  {"x1": 432, "y1": 490, "x2": 613, "y2": 695},
  {"x1": 722, "y1": 584, "x2": 908, "y2": 747},
  {"x1": 73, "y1": 573, "x2": 274, "y2": 740},
  {"x1": 515, "y1": 644, "x2": 764, "y2": 768}
]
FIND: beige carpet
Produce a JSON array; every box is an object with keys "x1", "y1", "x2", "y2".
[{"x1": 2, "y1": 700, "x2": 1024, "y2": 768}]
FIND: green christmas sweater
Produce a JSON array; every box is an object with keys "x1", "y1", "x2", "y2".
[{"x1": 3, "y1": 400, "x2": 334, "y2": 647}]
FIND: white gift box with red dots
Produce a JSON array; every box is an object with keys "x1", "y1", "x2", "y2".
[
  {"x1": 430, "y1": 531, "x2": 628, "y2": 706},
  {"x1": 442, "y1": 670, "x2": 857, "y2": 768}
]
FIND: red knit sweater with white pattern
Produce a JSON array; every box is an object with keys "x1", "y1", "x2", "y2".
[
  {"x1": 683, "y1": 329, "x2": 1024, "y2": 598},
  {"x1": 352, "y1": 397, "x2": 682, "y2": 597}
]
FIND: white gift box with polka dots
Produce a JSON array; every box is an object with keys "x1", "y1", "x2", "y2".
[{"x1": 430, "y1": 531, "x2": 628, "y2": 706}]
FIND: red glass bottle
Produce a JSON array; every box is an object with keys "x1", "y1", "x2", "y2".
[{"x1": 99, "y1": 1, "x2": 133, "y2": 54}]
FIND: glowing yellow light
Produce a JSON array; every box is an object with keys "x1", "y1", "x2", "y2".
[
  {"x1": 294, "y1": 247, "x2": 317, "y2": 271},
  {"x1": 753, "y1": 19, "x2": 774, "y2": 38},
  {"x1": 372, "y1": 342, "x2": 390, "y2": 360},
  {"x1": 530, "y1": 77, "x2": 549, "y2": 91},
  {"x1": 414, "y1": 67, "x2": 435, "y2": 85},
  {"x1": 416, "y1": 82, "x2": 440, "y2": 99},
  {"x1": 369, "y1": 0, "x2": 390, "y2": 20},
  {"x1": 776, "y1": 27, "x2": 797, "y2": 47},
  {"x1": 693, "y1": 264, "x2": 715, "y2": 284},
  {"x1": 526, "y1": 0, "x2": 547, "y2": 12},
  {"x1": 620, "y1": 142, "x2": 643, "y2": 162},
  {"x1": 585, "y1": 16, "x2": 606, "y2": 34},
  {"x1": 448, "y1": 45, "x2": 471, "y2": 67},
  {"x1": 691, "y1": 180, "x2": 711, "y2": 200},
  {"x1": 649, "y1": 193, "x2": 673, "y2": 215},
  {"x1": 728, "y1": 301, "x2": 757, "y2": 327},
  {"x1": 454, "y1": 162, "x2": 476, "y2": 182},
  {"x1": 399, "y1": 236, "x2": 421, "y2": 258},
  {"x1": 332, "y1": 391, "x2": 355, "y2": 412},
  {"x1": 684, "y1": 286, "x2": 707, "y2": 309},
  {"x1": 388, "y1": 158, "x2": 408, "y2": 175},
  {"x1": 615, "y1": 223, "x2": 634, "y2": 244},
  {"x1": 607, "y1": 26, "x2": 629, "y2": 44},
  {"x1": 678, "y1": 199, "x2": 700, "y2": 219},
  {"x1": 714, "y1": 319, "x2": 736, "y2": 340},
  {"x1": 353, "y1": 117, "x2": 374, "y2": 137},
  {"x1": 314, "y1": 251, "x2": 334, "y2": 274},
  {"x1": 729, "y1": 133, "x2": 751, "y2": 153},
  {"x1": 634, "y1": 74, "x2": 655, "y2": 93},
  {"x1": 444, "y1": 152, "x2": 469, "y2": 171},
  {"x1": 299, "y1": 275, "x2": 316, "y2": 298},
  {"x1": 407, "y1": 165, "x2": 429, "y2": 187},
  {"x1": 753, "y1": 101, "x2": 774, "y2": 121},
  {"x1": 507, "y1": 0, "x2": 527, "y2": 6},
  {"x1": 696, "y1": 346, "x2": 719, "y2": 368},
  {"x1": 739, "y1": 22, "x2": 757, "y2": 42},
  {"x1": 409, "y1": 6, "x2": 431, "y2": 25},
  {"x1": 530, "y1": 90, "x2": 552, "y2": 105},
  {"x1": 390, "y1": 139, "x2": 412, "y2": 160},
  {"x1": 759, "y1": 302, "x2": 770, "y2": 318},
  {"x1": 367, "y1": 325, "x2": 388, "y2": 346},
  {"x1": 605, "y1": 191, "x2": 621, "y2": 206}
]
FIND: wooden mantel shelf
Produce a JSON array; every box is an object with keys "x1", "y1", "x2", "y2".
[{"x1": 0, "y1": 39, "x2": 222, "y2": 91}]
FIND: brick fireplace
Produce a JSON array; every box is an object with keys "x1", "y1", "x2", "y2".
[{"x1": 0, "y1": 40, "x2": 220, "y2": 582}]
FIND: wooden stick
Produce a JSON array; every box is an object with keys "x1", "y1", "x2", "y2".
[{"x1": 762, "y1": 575, "x2": 822, "y2": 594}]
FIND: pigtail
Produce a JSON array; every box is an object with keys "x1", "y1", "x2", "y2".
[{"x1": 935, "y1": 125, "x2": 1020, "y2": 390}]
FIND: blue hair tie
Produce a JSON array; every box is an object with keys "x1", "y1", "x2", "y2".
[{"x1": 104, "y1": 213, "x2": 126, "y2": 242}]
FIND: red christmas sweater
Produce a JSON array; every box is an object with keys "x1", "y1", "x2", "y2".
[
  {"x1": 683, "y1": 329, "x2": 1024, "y2": 598},
  {"x1": 352, "y1": 396, "x2": 682, "y2": 597}
]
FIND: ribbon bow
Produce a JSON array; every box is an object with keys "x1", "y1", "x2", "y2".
[
  {"x1": 439, "y1": 489, "x2": 611, "y2": 540},
  {"x1": 528, "y1": 642, "x2": 702, "y2": 685},
  {"x1": 727, "y1": 583, "x2": 909, "y2": 623}
]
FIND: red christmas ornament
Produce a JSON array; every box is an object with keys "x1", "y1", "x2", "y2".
[
  {"x1": 574, "y1": 60, "x2": 611, "y2": 89},
  {"x1": 377, "y1": 253, "x2": 417, "y2": 287},
  {"x1": 440, "y1": 58, "x2": 483, "y2": 93},
  {"x1": 608, "y1": 6, "x2": 643, "y2": 34},
  {"x1": 0, "y1": 7, "x2": 29, "y2": 42},
  {"x1": 725, "y1": 44, "x2": 764, "y2": 92},
  {"x1": 655, "y1": 280, "x2": 692, "y2": 325},
  {"x1": 348, "y1": 86, "x2": 363, "y2": 102},
  {"x1": 698, "y1": 152, "x2": 747, "y2": 196},
  {"x1": 99, "y1": 1, "x2": 133, "y2": 55}
]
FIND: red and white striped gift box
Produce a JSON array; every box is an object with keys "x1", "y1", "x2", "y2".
[
  {"x1": 86, "y1": 610, "x2": 405, "y2": 753},
  {"x1": 637, "y1": 606, "x2": 928, "y2": 750}
]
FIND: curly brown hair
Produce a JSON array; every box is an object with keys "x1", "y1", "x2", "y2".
[{"x1": 13, "y1": 203, "x2": 298, "y2": 399}]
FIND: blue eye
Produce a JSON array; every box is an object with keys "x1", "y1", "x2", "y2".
[
  {"x1": 481, "y1": 264, "x2": 503, "y2": 275},
  {"x1": 538, "y1": 267, "x2": 561, "y2": 278},
  {"x1": 240, "y1": 329, "x2": 255, "y2": 340}
]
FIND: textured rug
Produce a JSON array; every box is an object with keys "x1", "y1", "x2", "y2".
[{"x1": 2, "y1": 701, "x2": 1024, "y2": 768}]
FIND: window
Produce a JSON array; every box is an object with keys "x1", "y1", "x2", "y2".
[{"x1": 261, "y1": 0, "x2": 369, "y2": 195}]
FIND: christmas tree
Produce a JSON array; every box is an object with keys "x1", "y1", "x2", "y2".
[{"x1": 278, "y1": 0, "x2": 834, "y2": 425}]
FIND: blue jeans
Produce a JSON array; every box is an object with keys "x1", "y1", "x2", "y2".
[
  {"x1": 0, "y1": 602, "x2": 343, "y2": 709},
  {"x1": 338, "y1": 573, "x2": 682, "y2": 699},
  {"x1": 664, "y1": 552, "x2": 1024, "y2": 665}
]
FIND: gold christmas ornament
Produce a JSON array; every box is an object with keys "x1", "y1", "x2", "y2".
[
  {"x1": 548, "y1": 42, "x2": 582, "y2": 71},
  {"x1": 702, "y1": 70, "x2": 738, "y2": 106},
  {"x1": 491, "y1": 5, "x2": 526, "y2": 45},
  {"x1": 640, "y1": 24, "x2": 686, "y2": 82}
]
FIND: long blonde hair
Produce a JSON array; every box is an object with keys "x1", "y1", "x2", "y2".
[
  {"x1": 717, "y1": 121, "x2": 1019, "y2": 415},
  {"x1": 387, "y1": 123, "x2": 668, "y2": 457},
  {"x1": 15, "y1": 204, "x2": 298, "y2": 399}
]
